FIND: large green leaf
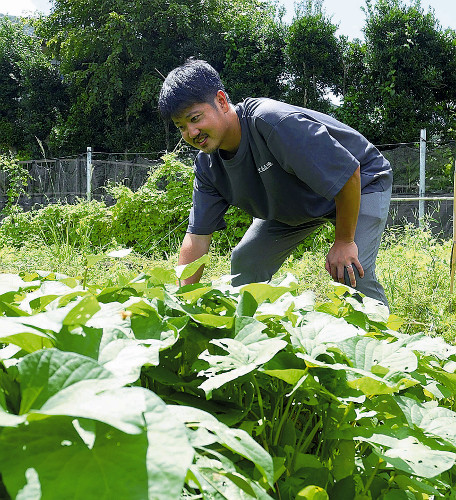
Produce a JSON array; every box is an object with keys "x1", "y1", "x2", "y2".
[
  {"x1": 0, "y1": 393, "x2": 194, "y2": 500},
  {"x1": 19, "y1": 280, "x2": 81, "y2": 313},
  {"x1": 340, "y1": 336, "x2": 418, "y2": 373},
  {"x1": 162, "y1": 290, "x2": 235, "y2": 329},
  {"x1": 0, "y1": 303, "x2": 77, "y2": 350},
  {"x1": 0, "y1": 318, "x2": 55, "y2": 352},
  {"x1": 286, "y1": 311, "x2": 362, "y2": 358},
  {"x1": 38, "y1": 386, "x2": 154, "y2": 434},
  {"x1": 198, "y1": 321, "x2": 287, "y2": 395},
  {"x1": 297, "y1": 354, "x2": 417, "y2": 396},
  {"x1": 0, "y1": 296, "x2": 103, "y2": 353},
  {"x1": 86, "y1": 300, "x2": 134, "y2": 348},
  {"x1": 0, "y1": 274, "x2": 36, "y2": 296},
  {"x1": 396, "y1": 333, "x2": 456, "y2": 360},
  {"x1": 18, "y1": 349, "x2": 118, "y2": 414},
  {"x1": 55, "y1": 325, "x2": 104, "y2": 360},
  {"x1": 396, "y1": 396, "x2": 456, "y2": 447},
  {"x1": 378, "y1": 435, "x2": 456, "y2": 479},
  {"x1": 239, "y1": 282, "x2": 294, "y2": 305},
  {"x1": 255, "y1": 290, "x2": 315, "y2": 321},
  {"x1": 344, "y1": 294, "x2": 390, "y2": 323},
  {"x1": 187, "y1": 454, "x2": 274, "y2": 499},
  {"x1": 335, "y1": 426, "x2": 456, "y2": 478},
  {"x1": 170, "y1": 405, "x2": 274, "y2": 488},
  {"x1": 125, "y1": 299, "x2": 180, "y2": 343},
  {"x1": 98, "y1": 338, "x2": 161, "y2": 384},
  {"x1": 62, "y1": 295, "x2": 101, "y2": 326},
  {"x1": 175, "y1": 254, "x2": 210, "y2": 280}
]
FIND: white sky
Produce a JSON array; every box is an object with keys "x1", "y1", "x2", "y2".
[
  {"x1": 280, "y1": 0, "x2": 456, "y2": 39},
  {"x1": 0, "y1": 0, "x2": 455, "y2": 40},
  {"x1": 0, "y1": 0, "x2": 51, "y2": 17}
]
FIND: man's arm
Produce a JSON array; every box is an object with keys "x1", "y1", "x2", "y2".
[
  {"x1": 178, "y1": 232, "x2": 212, "y2": 285},
  {"x1": 325, "y1": 166, "x2": 364, "y2": 286}
]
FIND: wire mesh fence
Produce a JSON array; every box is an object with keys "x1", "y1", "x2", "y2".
[
  {"x1": 0, "y1": 152, "x2": 165, "y2": 211},
  {"x1": 384, "y1": 140, "x2": 456, "y2": 237},
  {"x1": 1, "y1": 138, "x2": 455, "y2": 237}
]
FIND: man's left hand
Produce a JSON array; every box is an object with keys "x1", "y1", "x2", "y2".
[{"x1": 325, "y1": 240, "x2": 364, "y2": 287}]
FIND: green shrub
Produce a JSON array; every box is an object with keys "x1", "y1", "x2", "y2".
[
  {"x1": 0, "y1": 198, "x2": 112, "y2": 249},
  {"x1": 0, "y1": 151, "x2": 331, "y2": 256},
  {"x1": 108, "y1": 153, "x2": 194, "y2": 254},
  {"x1": 108, "y1": 152, "x2": 252, "y2": 255},
  {"x1": 0, "y1": 153, "x2": 31, "y2": 216}
]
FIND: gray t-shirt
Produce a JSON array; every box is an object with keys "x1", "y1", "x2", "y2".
[{"x1": 187, "y1": 98, "x2": 392, "y2": 234}]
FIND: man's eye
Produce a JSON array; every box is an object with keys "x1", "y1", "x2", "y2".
[{"x1": 191, "y1": 115, "x2": 200, "y2": 122}]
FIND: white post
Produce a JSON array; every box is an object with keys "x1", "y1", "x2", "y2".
[
  {"x1": 86, "y1": 146, "x2": 92, "y2": 201},
  {"x1": 419, "y1": 129, "x2": 426, "y2": 226}
]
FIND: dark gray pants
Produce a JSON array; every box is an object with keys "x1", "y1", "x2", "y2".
[{"x1": 231, "y1": 187, "x2": 392, "y2": 305}]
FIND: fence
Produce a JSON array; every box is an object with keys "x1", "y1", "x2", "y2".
[
  {"x1": 383, "y1": 136, "x2": 456, "y2": 236},
  {"x1": 1, "y1": 137, "x2": 456, "y2": 236},
  {"x1": 0, "y1": 152, "x2": 164, "y2": 211}
]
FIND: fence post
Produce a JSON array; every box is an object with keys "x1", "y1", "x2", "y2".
[
  {"x1": 419, "y1": 129, "x2": 426, "y2": 226},
  {"x1": 86, "y1": 146, "x2": 92, "y2": 201}
]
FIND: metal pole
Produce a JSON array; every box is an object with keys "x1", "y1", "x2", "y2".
[
  {"x1": 419, "y1": 129, "x2": 426, "y2": 226},
  {"x1": 86, "y1": 146, "x2": 92, "y2": 201},
  {"x1": 451, "y1": 159, "x2": 456, "y2": 294}
]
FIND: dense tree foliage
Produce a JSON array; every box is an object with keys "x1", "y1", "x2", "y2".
[
  {"x1": 217, "y1": 0, "x2": 287, "y2": 103},
  {"x1": 0, "y1": 18, "x2": 67, "y2": 156},
  {"x1": 286, "y1": 0, "x2": 342, "y2": 113},
  {"x1": 336, "y1": 0, "x2": 456, "y2": 143},
  {"x1": 1, "y1": 0, "x2": 456, "y2": 154},
  {"x1": 35, "y1": 0, "x2": 286, "y2": 154}
]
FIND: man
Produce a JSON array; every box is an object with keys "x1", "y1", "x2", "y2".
[{"x1": 158, "y1": 59, "x2": 392, "y2": 305}]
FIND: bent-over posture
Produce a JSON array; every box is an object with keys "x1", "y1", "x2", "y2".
[{"x1": 158, "y1": 59, "x2": 392, "y2": 306}]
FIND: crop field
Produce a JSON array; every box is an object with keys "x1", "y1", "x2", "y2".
[
  {"x1": 2, "y1": 0, "x2": 456, "y2": 495},
  {"x1": 1, "y1": 223, "x2": 456, "y2": 498}
]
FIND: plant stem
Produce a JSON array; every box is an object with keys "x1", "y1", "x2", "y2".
[
  {"x1": 338, "y1": 401, "x2": 354, "y2": 428},
  {"x1": 362, "y1": 458, "x2": 383, "y2": 494},
  {"x1": 291, "y1": 415, "x2": 321, "y2": 471},
  {"x1": 251, "y1": 373, "x2": 269, "y2": 452},
  {"x1": 273, "y1": 395, "x2": 294, "y2": 446},
  {"x1": 270, "y1": 393, "x2": 282, "y2": 442},
  {"x1": 82, "y1": 264, "x2": 88, "y2": 290}
]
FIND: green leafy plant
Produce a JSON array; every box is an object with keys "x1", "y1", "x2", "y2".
[
  {"x1": 0, "y1": 198, "x2": 112, "y2": 251},
  {"x1": 1, "y1": 257, "x2": 456, "y2": 498},
  {"x1": 0, "y1": 154, "x2": 31, "y2": 216},
  {"x1": 0, "y1": 153, "x2": 252, "y2": 256}
]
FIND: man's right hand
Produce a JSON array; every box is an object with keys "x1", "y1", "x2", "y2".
[{"x1": 178, "y1": 233, "x2": 212, "y2": 285}]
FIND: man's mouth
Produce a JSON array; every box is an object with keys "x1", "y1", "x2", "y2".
[{"x1": 195, "y1": 135, "x2": 208, "y2": 147}]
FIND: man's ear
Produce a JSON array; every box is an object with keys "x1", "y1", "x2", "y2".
[{"x1": 216, "y1": 90, "x2": 230, "y2": 111}]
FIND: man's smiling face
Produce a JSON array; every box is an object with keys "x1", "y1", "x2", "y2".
[{"x1": 172, "y1": 91, "x2": 240, "y2": 155}]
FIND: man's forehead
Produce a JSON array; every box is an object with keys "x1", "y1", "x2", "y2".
[{"x1": 172, "y1": 102, "x2": 207, "y2": 123}]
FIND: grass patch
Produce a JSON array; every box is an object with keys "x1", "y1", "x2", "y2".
[{"x1": 1, "y1": 223, "x2": 455, "y2": 341}]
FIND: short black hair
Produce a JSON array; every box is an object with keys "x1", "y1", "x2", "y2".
[{"x1": 158, "y1": 58, "x2": 230, "y2": 122}]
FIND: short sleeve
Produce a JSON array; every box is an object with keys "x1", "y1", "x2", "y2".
[
  {"x1": 186, "y1": 170, "x2": 229, "y2": 235},
  {"x1": 265, "y1": 114, "x2": 360, "y2": 200}
]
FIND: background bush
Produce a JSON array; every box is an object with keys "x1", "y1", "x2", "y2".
[{"x1": 0, "y1": 153, "x2": 256, "y2": 256}]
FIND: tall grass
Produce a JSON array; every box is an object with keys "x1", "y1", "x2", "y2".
[
  {"x1": 1, "y1": 222, "x2": 455, "y2": 341},
  {"x1": 378, "y1": 223, "x2": 456, "y2": 341}
]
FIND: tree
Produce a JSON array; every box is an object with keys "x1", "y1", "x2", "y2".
[
  {"x1": 0, "y1": 18, "x2": 67, "y2": 156},
  {"x1": 37, "y1": 0, "x2": 287, "y2": 155},
  {"x1": 285, "y1": 0, "x2": 343, "y2": 112},
  {"x1": 218, "y1": 0, "x2": 287, "y2": 103},
  {"x1": 337, "y1": 0, "x2": 456, "y2": 144}
]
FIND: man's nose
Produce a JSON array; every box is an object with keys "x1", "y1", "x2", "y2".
[{"x1": 187, "y1": 124, "x2": 200, "y2": 139}]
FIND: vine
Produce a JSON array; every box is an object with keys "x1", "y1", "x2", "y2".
[{"x1": 0, "y1": 154, "x2": 31, "y2": 216}]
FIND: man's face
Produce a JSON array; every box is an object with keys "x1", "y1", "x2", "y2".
[{"x1": 172, "y1": 94, "x2": 234, "y2": 154}]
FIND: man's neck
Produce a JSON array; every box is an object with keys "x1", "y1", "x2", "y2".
[{"x1": 219, "y1": 105, "x2": 241, "y2": 158}]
